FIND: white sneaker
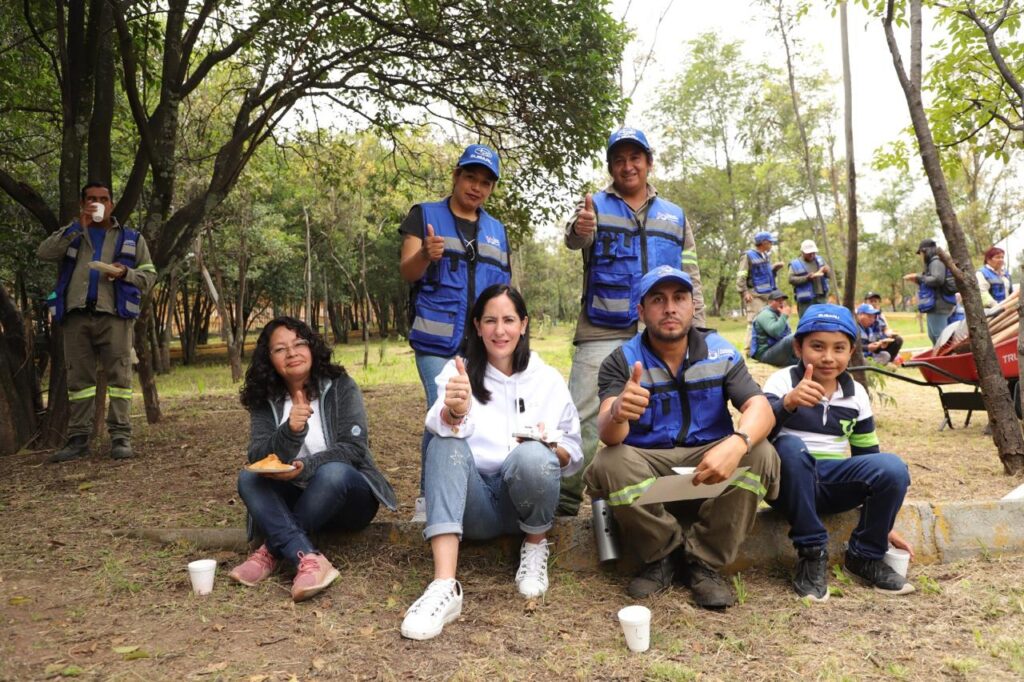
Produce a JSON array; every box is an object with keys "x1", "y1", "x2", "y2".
[
  {"x1": 410, "y1": 496, "x2": 427, "y2": 523},
  {"x1": 400, "y1": 578, "x2": 462, "y2": 640},
  {"x1": 515, "y1": 539, "x2": 550, "y2": 598}
]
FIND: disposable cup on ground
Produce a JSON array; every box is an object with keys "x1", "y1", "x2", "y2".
[
  {"x1": 617, "y1": 605, "x2": 651, "y2": 653},
  {"x1": 882, "y1": 547, "x2": 910, "y2": 577},
  {"x1": 187, "y1": 559, "x2": 217, "y2": 595}
]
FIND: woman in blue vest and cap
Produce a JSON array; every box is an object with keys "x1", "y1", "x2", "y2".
[{"x1": 398, "y1": 144, "x2": 512, "y2": 519}]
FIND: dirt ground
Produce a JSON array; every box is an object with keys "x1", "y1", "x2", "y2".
[{"x1": 2, "y1": 373, "x2": 1024, "y2": 681}]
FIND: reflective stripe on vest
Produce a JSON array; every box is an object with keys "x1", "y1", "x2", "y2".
[
  {"x1": 585, "y1": 192, "x2": 686, "y2": 329},
  {"x1": 408, "y1": 199, "x2": 510, "y2": 356},
  {"x1": 49, "y1": 224, "x2": 144, "y2": 322}
]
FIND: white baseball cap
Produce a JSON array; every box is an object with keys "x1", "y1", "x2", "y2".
[{"x1": 800, "y1": 239, "x2": 818, "y2": 254}]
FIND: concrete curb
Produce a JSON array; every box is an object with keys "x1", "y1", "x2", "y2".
[{"x1": 123, "y1": 498, "x2": 1024, "y2": 573}]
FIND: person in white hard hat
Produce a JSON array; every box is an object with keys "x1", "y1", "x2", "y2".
[{"x1": 788, "y1": 239, "x2": 830, "y2": 318}]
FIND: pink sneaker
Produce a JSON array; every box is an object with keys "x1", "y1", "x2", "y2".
[
  {"x1": 228, "y1": 544, "x2": 277, "y2": 587},
  {"x1": 291, "y1": 552, "x2": 340, "y2": 602}
]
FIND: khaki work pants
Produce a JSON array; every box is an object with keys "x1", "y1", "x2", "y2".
[
  {"x1": 63, "y1": 311, "x2": 135, "y2": 440},
  {"x1": 584, "y1": 439, "x2": 780, "y2": 568}
]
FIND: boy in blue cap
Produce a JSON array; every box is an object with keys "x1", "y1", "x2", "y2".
[
  {"x1": 763, "y1": 304, "x2": 914, "y2": 601},
  {"x1": 399, "y1": 144, "x2": 511, "y2": 520}
]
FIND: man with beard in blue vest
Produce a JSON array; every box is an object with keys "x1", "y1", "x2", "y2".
[
  {"x1": 399, "y1": 144, "x2": 511, "y2": 520},
  {"x1": 584, "y1": 266, "x2": 779, "y2": 608},
  {"x1": 561, "y1": 127, "x2": 705, "y2": 517}
]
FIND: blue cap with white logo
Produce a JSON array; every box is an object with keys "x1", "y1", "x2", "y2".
[
  {"x1": 457, "y1": 144, "x2": 500, "y2": 180},
  {"x1": 855, "y1": 303, "x2": 880, "y2": 315},
  {"x1": 753, "y1": 231, "x2": 777, "y2": 245},
  {"x1": 796, "y1": 304, "x2": 858, "y2": 341},
  {"x1": 607, "y1": 127, "x2": 652, "y2": 156},
  {"x1": 637, "y1": 265, "x2": 693, "y2": 301}
]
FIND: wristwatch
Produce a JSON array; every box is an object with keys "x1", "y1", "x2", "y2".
[{"x1": 733, "y1": 429, "x2": 751, "y2": 454}]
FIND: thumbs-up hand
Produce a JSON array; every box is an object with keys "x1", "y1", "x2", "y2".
[
  {"x1": 784, "y1": 363, "x2": 827, "y2": 411},
  {"x1": 288, "y1": 389, "x2": 314, "y2": 433},
  {"x1": 421, "y1": 223, "x2": 445, "y2": 262},
  {"x1": 611, "y1": 361, "x2": 650, "y2": 424},
  {"x1": 444, "y1": 356, "x2": 472, "y2": 420},
  {"x1": 574, "y1": 193, "x2": 596, "y2": 237}
]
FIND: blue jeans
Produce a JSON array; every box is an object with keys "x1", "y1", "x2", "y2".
[
  {"x1": 926, "y1": 311, "x2": 948, "y2": 344},
  {"x1": 423, "y1": 437, "x2": 561, "y2": 541},
  {"x1": 415, "y1": 351, "x2": 451, "y2": 492},
  {"x1": 561, "y1": 338, "x2": 627, "y2": 514},
  {"x1": 238, "y1": 461, "x2": 379, "y2": 564},
  {"x1": 768, "y1": 434, "x2": 910, "y2": 560}
]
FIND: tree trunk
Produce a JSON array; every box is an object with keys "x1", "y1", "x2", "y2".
[
  {"x1": 0, "y1": 285, "x2": 38, "y2": 454},
  {"x1": 884, "y1": 0, "x2": 1024, "y2": 474},
  {"x1": 134, "y1": 310, "x2": 162, "y2": 423},
  {"x1": 840, "y1": 1, "x2": 865, "y2": 385}
]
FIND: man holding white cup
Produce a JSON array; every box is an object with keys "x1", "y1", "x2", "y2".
[{"x1": 37, "y1": 182, "x2": 158, "y2": 462}]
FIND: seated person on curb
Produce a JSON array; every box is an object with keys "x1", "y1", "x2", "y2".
[
  {"x1": 584, "y1": 265, "x2": 780, "y2": 608},
  {"x1": 750, "y1": 290, "x2": 799, "y2": 368},
  {"x1": 863, "y1": 292, "x2": 903, "y2": 362},
  {"x1": 229, "y1": 317, "x2": 398, "y2": 602},
  {"x1": 401, "y1": 284, "x2": 583, "y2": 641},
  {"x1": 856, "y1": 303, "x2": 897, "y2": 365},
  {"x1": 763, "y1": 304, "x2": 914, "y2": 602}
]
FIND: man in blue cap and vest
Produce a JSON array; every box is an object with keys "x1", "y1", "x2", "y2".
[
  {"x1": 584, "y1": 265, "x2": 778, "y2": 608},
  {"x1": 38, "y1": 181, "x2": 158, "y2": 462},
  {"x1": 738, "y1": 231, "x2": 783, "y2": 352},
  {"x1": 561, "y1": 126, "x2": 705, "y2": 517},
  {"x1": 399, "y1": 144, "x2": 511, "y2": 520}
]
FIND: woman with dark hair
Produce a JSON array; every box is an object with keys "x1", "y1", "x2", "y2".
[
  {"x1": 976, "y1": 246, "x2": 1013, "y2": 308},
  {"x1": 904, "y1": 238, "x2": 957, "y2": 344},
  {"x1": 228, "y1": 316, "x2": 397, "y2": 602},
  {"x1": 400, "y1": 285, "x2": 583, "y2": 641}
]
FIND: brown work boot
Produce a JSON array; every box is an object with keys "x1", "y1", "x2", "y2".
[
  {"x1": 49, "y1": 435, "x2": 89, "y2": 463},
  {"x1": 627, "y1": 554, "x2": 675, "y2": 599},
  {"x1": 110, "y1": 438, "x2": 135, "y2": 460},
  {"x1": 683, "y1": 559, "x2": 736, "y2": 609}
]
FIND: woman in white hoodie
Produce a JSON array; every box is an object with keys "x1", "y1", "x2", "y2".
[{"x1": 400, "y1": 284, "x2": 583, "y2": 641}]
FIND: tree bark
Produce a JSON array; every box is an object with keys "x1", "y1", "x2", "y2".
[
  {"x1": 884, "y1": 0, "x2": 1024, "y2": 474},
  {"x1": 134, "y1": 309, "x2": 162, "y2": 423},
  {"x1": 0, "y1": 285, "x2": 38, "y2": 454}
]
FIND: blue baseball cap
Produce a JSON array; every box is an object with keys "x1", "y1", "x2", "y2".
[
  {"x1": 607, "y1": 127, "x2": 652, "y2": 156},
  {"x1": 457, "y1": 144, "x2": 500, "y2": 180},
  {"x1": 637, "y1": 265, "x2": 693, "y2": 301},
  {"x1": 796, "y1": 304, "x2": 858, "y2": 341},
  {"x1": 855, "y1": 303, "x2": 880, "y2": 315},
  {"x1": 753, "y1": 231, "x2": 777, "y2": 245}
]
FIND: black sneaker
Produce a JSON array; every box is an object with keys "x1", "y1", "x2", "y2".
[
  {"x1": 49, "y1": 435, "x2": 89, "y2": 463},
  {"x1": 845, "y1": 550, "x2": 915, "y2": 595},
  {"x1": 627, "y1": 554, "x2": 675, "y2": 599},
  {"x1": 683, "y1": 559, "x2": 736, "y2": 609},
  {"x1": 793, "y1": 545, "x2": 829, "y2": 602},
  {"x1": 110, "y1": 438, "x2": 135, "y2": 460}
]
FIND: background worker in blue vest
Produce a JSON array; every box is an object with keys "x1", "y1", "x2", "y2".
[
  {"x1": 976, "y1": 246, "x2": 1013, "y2": 309},
  {"x1": 788, "y1": 239, "x2": 830, "y2": 318},
  {"x1": 37, "y1": 182, "x2": 158, "y2": 463},
  {"x1": 862, "y1": 292, "x2": 903, "y2": 362},
  {"x1": 561, "y1": 127, "x2": 705, "y2": 517},
  {"x1": 903, "y1": 238, "x2": 957, "y2": 344},
  {"x1": 750, "y1": 290, "x2": 799, "y2": 367},
  {"x1": 856, "y1": 303, "x2": 897, "y2": 365},
  {"x1": 737, "y1": 231, "x2": 783, "y2": 352},
  {"x1": 583, "y1": 265, "x2": 779, "y2": 608},
  {"x1": 398, "y1": 144, "x2": 511, "y2": 520}
]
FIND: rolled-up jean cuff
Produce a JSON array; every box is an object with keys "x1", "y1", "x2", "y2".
[
  {"x1": 423, "y1": 522, "x2": 463, "y2": 542},
  {"x1": 519, "y1": 520, "x2": 553, "y2": 535}
]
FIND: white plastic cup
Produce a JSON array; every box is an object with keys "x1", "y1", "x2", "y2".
[
  {"x1": 90, "y1": 203, "x2": 105, "y2": 222},
  {"x1": 882, "y1": 547, "x2": 910, "y2": 577},
  {"x1": 187, "y1": 559, "x2": 217, "y2": 595},
  {"x1": 617, "y1": 605, "x2": 651, "y2": 653}
]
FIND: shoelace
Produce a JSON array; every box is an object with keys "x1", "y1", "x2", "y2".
[
  {"x1": 516, "y1": 543, "x2": 549, "y2": 582},
  {"x1": 295, "y1": 551, "x2": 320, "y2": 577},
  {"x1": 410, "y1": 580, "x2": 456, "y2": 617},
  {"x1": 247, "y1": 545, "x2": 275, "y2": 569}
]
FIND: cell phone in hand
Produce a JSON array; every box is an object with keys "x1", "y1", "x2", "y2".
[{"x1": 513, "y1": 425, "x2": 563, "y2": 444}]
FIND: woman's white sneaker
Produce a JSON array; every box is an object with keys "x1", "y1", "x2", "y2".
[
  {"x1": 400, "y1": 578, "x2": 463, "y2": 640},
  {"x1": 515, "y1": 539, "x2": 549, "y2": 598}
]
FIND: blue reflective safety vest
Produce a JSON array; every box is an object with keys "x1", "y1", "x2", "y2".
[
  {"x1": 48, "y1": 224, "x2": 143, "y2": 323},
  {"x1": 980, "y1": 265, "x2": 1009, "y2": 303},
  {"x1": 749, "y1": 309, "x2": 790, "y2": 360},
  {"x1": 620, "y1": 331, "x2": 739, "y2": 449},
  {"x1": 746, "y1": 249, "x2": 775, "y2": 294},
  {"x1": 585, "y1": 192, "x2": 686, "y2": 328},
  {"x1": 790, "y1": 255, "x2": 829, "y2": 302},
  {"x1": 408, "y1": 199, "x2": 511, "y2": 356},
  {"x1": 917, "y1": 262, "x2": 956, "y2": 312}
]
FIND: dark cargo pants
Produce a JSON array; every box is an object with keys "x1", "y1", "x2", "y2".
[{"x1": 63, "y1": 311, "x2": 134, "y2": 440}]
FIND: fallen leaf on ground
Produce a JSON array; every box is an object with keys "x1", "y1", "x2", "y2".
[
  {"x1": 311, "y1": 658, "x2": 326, "y2": 670},
  {"x1": 111, "y1": 646, "x2": 138, "y2": 654}
]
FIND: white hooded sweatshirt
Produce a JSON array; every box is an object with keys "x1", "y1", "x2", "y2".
[{"x1": 425, "y1": 352, "x2": 584, "y2": 477}]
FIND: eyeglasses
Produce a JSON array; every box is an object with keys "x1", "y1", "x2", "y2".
[{"x1": 270, "y1": 339, "x2": 311, "y2": 356}]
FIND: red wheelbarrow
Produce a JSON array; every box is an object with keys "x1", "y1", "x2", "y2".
[{"x1": 850, "y1": 336, "x2": 1022, "y2": 431}]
